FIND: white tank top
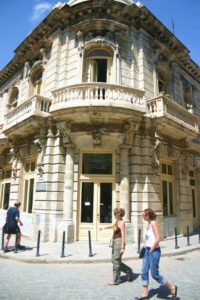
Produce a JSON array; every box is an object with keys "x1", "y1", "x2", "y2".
[{"x1": 144, "y1": 220, "x2": 159, "y2": 248}]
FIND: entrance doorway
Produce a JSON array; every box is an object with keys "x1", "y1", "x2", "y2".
[{"x1": 79, "y1": 180, "x2": 114, "y2": 241}]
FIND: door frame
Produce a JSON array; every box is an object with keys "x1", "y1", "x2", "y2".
[
  {"x1": 78, "y1": 178, "x2": 115, "y2": 241},
  {"x1": 77, "y1": 150, "x2": 116, "y2": 241}
]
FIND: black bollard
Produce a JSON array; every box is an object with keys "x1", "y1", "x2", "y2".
[
  {"x1": 137, "y1": 228, "x2": 141, "y2": 254},
  {"x1": 88, "y1": 230, "x2": 93, "y2": 257},
  {"x1": 1, "y1": 228, "x2": 4, "y2": 251},
  {"x1": 35, "y1": 230, "x2": 41, "y2": 257},
  {"x1": 199, "y1": 229, "x2": 200, "y2": 244},
  {"x1": 186, "y1": 225, "x2": 191, "y2": 246},
  {"x1": 14, "y1": 234, "x2": 18, "y2": 253},
  {"x1": 60, "y1": 231, "x2": 65, "y2": 258},
  {"x1": 174, "y1": 227, "x2": 179, "y2": 249}
]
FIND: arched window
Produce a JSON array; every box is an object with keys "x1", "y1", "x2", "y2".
[
  {"x1": 29, "y1": 65, "x2": 43, "y2": 97},
  {"x1": 8, "y1": 87, "x2": 19, "y2": 109},
  {"x1": 83, "y1": 48, "x2": 113, "y2": 83}
]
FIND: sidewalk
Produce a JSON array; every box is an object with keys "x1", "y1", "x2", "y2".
[{"x1": 0, "y1": 233, "x2": 200, "y2": 264}]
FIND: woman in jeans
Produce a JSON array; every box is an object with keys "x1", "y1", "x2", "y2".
[{"x1": 135, "y1": 208, "x2": 177, "y2": 300}]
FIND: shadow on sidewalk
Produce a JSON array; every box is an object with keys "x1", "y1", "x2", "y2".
[
  {"x1": 148, "y1": 286, "x2": 180, "y2": 299},
  {"x1": 120, "y1": 272, "x2": 140, "y2": 284}
]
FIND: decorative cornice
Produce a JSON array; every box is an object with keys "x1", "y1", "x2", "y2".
[{"x1": 0, "y1": 1, "x2": 199, "y2": 88}]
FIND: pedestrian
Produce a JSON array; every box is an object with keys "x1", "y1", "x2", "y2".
[
  {"x1": 135, "y1": 208, "x2": 177, "y2": 300},
  {"x1": 101, "y1": 207, "x2": 132, "y2": 285},
  {"x1": 3, "y1": 201, "x2": 25, "y2": 252}
]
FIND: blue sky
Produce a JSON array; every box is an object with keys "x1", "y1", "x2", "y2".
[{"x1": 0, "y1": 0, "x2": 199, "y2": 70}]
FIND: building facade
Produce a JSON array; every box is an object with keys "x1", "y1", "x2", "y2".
[{"x1": 0, "y1": 0, "x2": 200, "y2": 243}]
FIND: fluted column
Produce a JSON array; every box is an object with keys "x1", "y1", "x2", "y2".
[{"x1": 119, "y1": 144, "x2": 131, "y2": 222}]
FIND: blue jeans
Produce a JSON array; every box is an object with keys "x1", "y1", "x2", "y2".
[{"x1": 141, "y1": 247, "x2": 167, "y2": 286}]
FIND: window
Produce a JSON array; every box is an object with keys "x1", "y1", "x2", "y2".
[
  {"x1": 189, "y1": 170, "x2": 196, "y2": 218},
  {"x1": 29, "y1": 66, "x2": 43, "y2": 97},
  {"x1": 161, "y1": 162, "x2": 174, "y2": 216},
  {"x1": 23, "y1": 162, "x2": 36, "y2": 213},
  {"x1": 82, "y1": 153, "x2": 112, "y2": 175},
  {"x1": 8, "y1": 87, "x2": 19, "y2": 110},
  {"x1": 84, "y1": 48, "x2": 113, "y2": 83},
  {"x1": 0, "y1": 168, "x2": 11, "y2": 210}
]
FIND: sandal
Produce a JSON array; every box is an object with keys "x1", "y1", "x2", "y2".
[{"x1": 171, "y1": 285, "x2": 178, "y2": 300}]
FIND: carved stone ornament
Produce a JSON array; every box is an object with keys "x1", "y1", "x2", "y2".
[
  {"x1": 92, "y1": 130, "x2": 102, "y2": 146},
  {"x1": 34, "y1": 137, "x2": 46, "y2": 178},
  {"x1": 151, "y1": 131, "x2": 163, "y2": 173},
  {"x1": 23, "y1": 61, "x2": 31, "y2": 78},
  {"x1": 10, "y1": 146, "x2": 19, "y2": 180},
  {"x1": 56, "y1": 121, "x2": 71, "y2": 145},
  {"x1": 124, "y1": 120, "x2": 138, "y2": 146}
]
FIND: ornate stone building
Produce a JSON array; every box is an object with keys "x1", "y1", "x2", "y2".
[{"x1": 0, "y1": 0, "x2": 200, "y2": 243}]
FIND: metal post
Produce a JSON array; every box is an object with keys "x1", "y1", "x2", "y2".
[
  {"x1": 174, "y1": 227, "x2": 179, "y2": 249},
  {"x1": 199, "y1": 229, "x2": 200, "y2": 244},
  {"x1": 35, "y1": 230, "x2": 41, "y2": 257},
  {"x1": 61, "y1": 231, "x2": 65, "y2": 258},
  {"x1": 186, "y1": 225, "x2": 191, "y2": 246},
  {"x1": 14, "y1": 234, "x2": 18, "y2": 253},
  {"x1": 137, "y1": 228, "x2": 141, "y2": 254},
  {"x1": 88, "y1": 230, "x2": 93, "y2": 257},
  {"x1": 1, "y1": 228, "x2": 4, "y2": 251}
]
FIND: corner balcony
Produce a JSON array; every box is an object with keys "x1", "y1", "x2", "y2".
[
  {"x1": 51, "y1": 83, "x2": 145, "y2": 122},
  {"x1": 3, "y1": 95, "x2": 52, "y2": 138},
  {"x1": 146, "y1": 95, "x2": 199, "y2": 139}
]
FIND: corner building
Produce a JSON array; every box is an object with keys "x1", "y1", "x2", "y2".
[{"x1": 0, "y1": 0, "x2": 200, "y2": 243}]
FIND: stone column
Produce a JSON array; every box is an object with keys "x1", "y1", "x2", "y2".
[{"x1": 119, "y1": 144, "x2": 131, "y2": 222}]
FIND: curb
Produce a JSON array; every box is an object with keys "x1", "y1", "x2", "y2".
[{"x1": 0, "y1": 244, "x2": 200, "y2": 264}]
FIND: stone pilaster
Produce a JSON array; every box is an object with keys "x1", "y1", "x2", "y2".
[
  {"x1": 60, "y1": 143, "x2": 75, "y2": 243},
  {"x1": 119, "y1": 144, "x2": 131, "y2": 222}
]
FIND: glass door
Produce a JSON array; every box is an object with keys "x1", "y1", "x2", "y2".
[{"x1": 79, "y1": 181, "x2": 113, "y2": 241}]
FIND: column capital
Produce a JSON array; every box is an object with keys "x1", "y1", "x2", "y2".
[
  {"x1": 119, "y1": 144, "x2": 131, "y2": 150},
  {"x1": 63, "y1": 143, "x2": 75, "y2": 149}
]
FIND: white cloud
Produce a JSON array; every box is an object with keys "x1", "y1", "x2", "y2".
[{"x1": 30, "y1": 2, "x2": 53, "y2": 21}]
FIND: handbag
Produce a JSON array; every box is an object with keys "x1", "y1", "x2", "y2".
[{"x1": 139, "y1": 247, "x2": 145, "y2": 259}]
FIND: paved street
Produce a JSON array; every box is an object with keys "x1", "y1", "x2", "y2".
[{"x1": 0, "y1": 250, "x2": 199, "y2": 300}]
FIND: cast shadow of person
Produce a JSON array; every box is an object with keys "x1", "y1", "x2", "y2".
[
  {"x1": 148, "y1": 287, "x2": 181, "y2": 299},
  {"x1": 120, "y1": 271, "x2": 140, "y2": 284}
]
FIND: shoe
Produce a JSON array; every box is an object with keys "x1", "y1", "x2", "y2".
[
  {"x1": 3, "y1": 248, "x2": 9, "y2": 253},
  {"x1": 134, "y1": 296, "x2": 149, "y2": 300},
  {"x1": 16, "y1": 245, "x2": 26, "y2": 250},
  {"x1": 171, "y1": 285, "x2": 178, "y2": 300},
  {"x1": 126, "y1": 270, "x2": 132, "y2": 281}
]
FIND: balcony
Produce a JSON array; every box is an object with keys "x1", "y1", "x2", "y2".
[
  {"x1": 146, "y1": 95, "x2": 199, "y2": 139},
  {"x1": 3, "y1": 95, "x2": 52, "y2": 138},
  {"x1": 51, "y1": 83, "x2": 145, "y2": 120}
]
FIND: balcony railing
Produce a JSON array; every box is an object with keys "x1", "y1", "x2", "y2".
[
  {"x1": 51, "y1": 83, "x2": 145, "y2": 111},
  {"x1": 146, "y1": 95, "x2": 199, "y2": 133},
  {"x1": 3, "y1": 95, "x2": 52, "y2": 130}
]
